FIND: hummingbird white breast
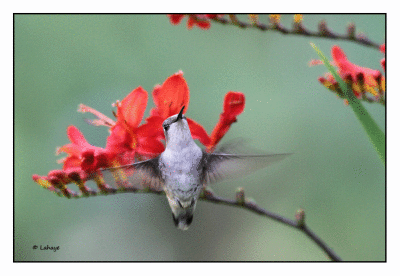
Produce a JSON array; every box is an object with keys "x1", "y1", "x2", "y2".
[{"x1": 160, "y1": 145, "x2": 203, "y2": 198}]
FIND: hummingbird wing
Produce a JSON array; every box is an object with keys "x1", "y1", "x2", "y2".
[
  {"x1": 98, "y1": 157, "x2": 165, "y2": 192},
  {"x1": 201, "y1": 152, "x2": 291, "y2": 185}
]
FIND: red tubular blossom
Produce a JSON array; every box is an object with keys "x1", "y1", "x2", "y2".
[
  {"x1": 148, "y1": 71, "x2": 210, "y2": 145},
  {"x1": 81, "y1": 149, "x2": 107, "y2": 173},
  {"x1": 311, "y1": 45, "x2": 385, "y2": 104},
  {"x1": 168, "y1": 14, "x2": 185, "y2": 25},
  {"x1": 33, "y1": 169, "x2": 78, "y2": 198},
  {"x1": 167, "y1": 14, "x2": 223, "y2": 30},
  {"x1": 115, "y1": 86, "x2": 148, "y2": 129},
  {"x1": 186, "y1": 118, "x2": 211, "y2": 147},
  {"x1": 207, "y1": 92, "x2": 245, "y2": 152},
  {"x1": 223, "y1": 92, "x2": 246, "y2": 120},
  {"x1": 331, "y1": 46, "x2": 382, "y2": 87},
  {"x1": 106, "y1": 86, "x2": 164, "y2": 162},
  {"x1": 187, "y1": 16, "x2": 211, "y2": 29},
  {"x1": 380, "y1": 44, "x2": 385, "y2": 72},
  {"x1": 57, "y1": 125, "x2": 108, "y2": 174},
  {"x1": 151, "y1": 71, "x2": 190, "y2": 119},
  {"x1": 47, "y1": 170, "x2": 69, "y2": 186}
]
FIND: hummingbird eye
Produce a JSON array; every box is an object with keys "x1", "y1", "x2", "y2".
[{"x1": 163, "y1": 124, "x2": 170, "y2": 131}]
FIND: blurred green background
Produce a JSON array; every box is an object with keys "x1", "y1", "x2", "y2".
[{"x1": 14, "y1": 14, "x2": 385, "y2": 261}]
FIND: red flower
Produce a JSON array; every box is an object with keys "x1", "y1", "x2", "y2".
[
  {"x1": 311, "y1": 45, "x2": 385, "y2": 104},
  {"x1": 146, "y1": 71, "x2": 211, "y2": 146},
  {"x1": 57, "y1": 125, "x2": 108, "y2": 174},
  {"x1": 168, "y1": 14, "x2": 185, "y2": 25},
  {"x1": 32, "y1": 171, "x2": 75, "y2": 198},
  {"x1": 33, "y1": 72, "x2": 246, "y2": 197},
  {"x1": 380, "y1": 44, "x2": 385, "y2": 72},
  {"x1": 151, "y1": 72, "x2": 190, "y2": 119},
  {"x1": 106, "y1": 86, "x2": 165, "y2": 165},
  {"x1": 331, "y1": 46, "x2": 382, "y2": 87},
  {"x1": 32, "y1": 125, "x2": 109, "y2": 197},
  {"x1": 207, "y1": 92, "x2": 245, "y2": 152},
  {"x1": 167, "y1": 14, "x2": 223, "y2": 30}
]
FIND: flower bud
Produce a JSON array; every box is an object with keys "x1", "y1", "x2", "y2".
[
  {"x1": 295, "y1": 209, "x2": 306, "y2": 227},
  {"x1": 235, "y1": 187, "x2": 245, "y2": 204}
]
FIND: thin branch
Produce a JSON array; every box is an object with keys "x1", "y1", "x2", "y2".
[
  {"x1": 205, "y1": 15, "x2": 381, "y2": 50},
  {"x1": 200, "y1": 188, "x2": 342, "y2": 261},
  {"x1": 52, "y1": 183, "x2": 342, "y2": 261}
]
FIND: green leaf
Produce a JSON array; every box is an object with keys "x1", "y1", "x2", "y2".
[{"x1": 311, "y1": 43, "x2": 385, "y2": 164}]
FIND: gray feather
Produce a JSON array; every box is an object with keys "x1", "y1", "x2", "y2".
[
  {"x1": 201, "y1": 152, "x2": 292, "y2": 185},
  {"x1": 100, "y1": 157, "x2": 165, "y2": 192}
]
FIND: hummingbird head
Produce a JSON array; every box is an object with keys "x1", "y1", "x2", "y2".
[{"x1": 162, "y1": 106, "x2": 193, "y2": 148}]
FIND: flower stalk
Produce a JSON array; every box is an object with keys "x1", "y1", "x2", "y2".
[{"x1": 168, "y1": 14, "x2": 382, "y2": 50}]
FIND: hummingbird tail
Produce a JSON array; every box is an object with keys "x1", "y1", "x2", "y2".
[{"x1": 172, "y1": 213, "x2": 193, "y2": 231}]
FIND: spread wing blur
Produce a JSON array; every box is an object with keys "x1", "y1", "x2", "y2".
[
  {"x1": 201, "y1": 152, "x2": 291, "y2": 185},
  {"x1": 99, "y1": 157, "x2": 165, "y2": 192}
]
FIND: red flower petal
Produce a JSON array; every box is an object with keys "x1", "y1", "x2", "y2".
[
  {"x1": 48, "y1": 170, "x2": 67, "y2": 182},
  {"x1": 223, "y1": 91, "x2": 245, "y2": 120},
  {"x1": 187, "y1": 16, "x2": 211, "y2": 29},
  {"x1": 66, "y1": 169, "x2": 86, "y2": 182},
  {"x1": 81, "y1": 150, "x2": 96, "y2": 172},
  {"x1": 207, "y1": 92, "x2": 245, "y2": 151},
  {"x1": 380, "y1": 44, "x2": 385, "y2": 72},
  {"x1": 168, "y1": 14, "x2": 185, "y2": 25},
  {"x1": 106, "y1": 122, "x2": 133, "y2": 155},
  {"x1": 136, "y1": 136, "x2": 165, "y2": 157},
  {"x1": 381, "y1": 58, "x2": 385, "y2": 72},
  {"x1": 57, "y1": 143, "x2": 80, "y2": 157},
  {"x1": 331, "y1": 45, "x2": 381, "y2": 87},
  {"x1": 62, "y1": 155, "x2": 82, "y2": 170},
  {"x1": 136, "y1": 117, "x2": 165, "y2": 144},
  {"x1": 95, "y1": 152, "x2": 109, "y2": 169},
  {"x1": 152, "y1": 72, "x2": 189, "y2": 119},
  {"x1": 206, "y1": 14, "x2": 222, "y2": 19},
  {"x1": 331, "y1": 45, "x2": 348, "y2": 66},
  {"x1": 187, "y1": 118, "x2": 211, "y2": 146},
  {"x1": 117, "y1": 86, "x2": 148, "y2": 129},
  {"x1": 380, "y1": 44, "x2": 385, "y2": 53},
  {"x1": 168, "y1": 14, "x2": 219, "y2": 29},
  {"x1": 57, "y1": 125, "x2": 93, "y2": 161},
  {"x1": 66, "y1": 125, "x2": 91, "y2": 149}
]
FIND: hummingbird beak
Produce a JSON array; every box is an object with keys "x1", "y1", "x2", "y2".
[{"x1": 176, "y1": 106, "x2": 185, "y2": 121}]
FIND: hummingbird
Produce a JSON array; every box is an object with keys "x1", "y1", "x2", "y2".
[{"x1": 101, "y1": 106, "x2": 290, "y2": 230}]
